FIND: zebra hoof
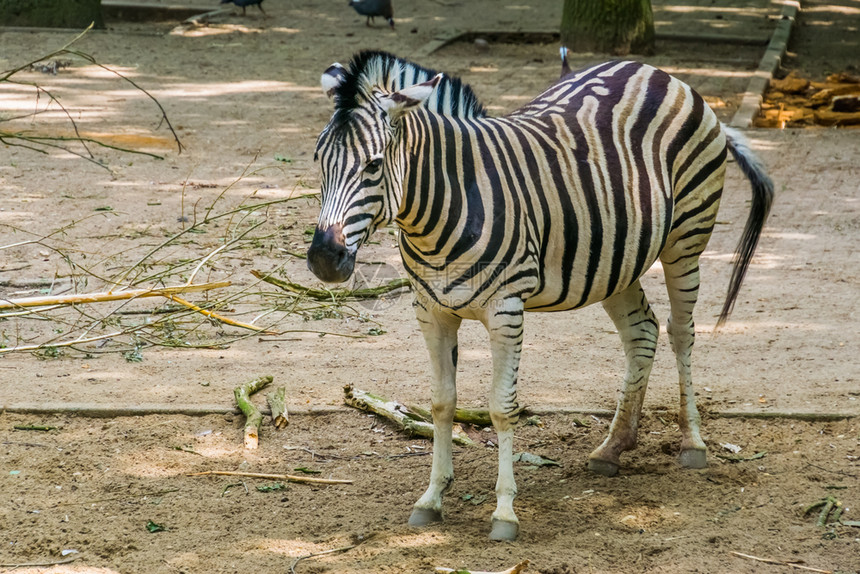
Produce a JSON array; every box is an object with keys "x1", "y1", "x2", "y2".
[
  {"x1": 489, "y1": 519, "x2": 519, "y2": 541},
  {"x1": 679, "y1": 448, "x2": 707, "y2": 469},
  {"x1": 408, "y1": 507, "x2": 443, "y2": 527},
  {"x1": 587, "y1": 458, "x2": 619, "y2": 477}
]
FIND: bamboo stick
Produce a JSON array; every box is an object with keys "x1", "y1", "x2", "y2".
[
  {"x1": 267, "y1": 387, "x2": 289, "y2": 429},
  {"x1": 406, "y1": 403, "x2": 499, "y2": 427},
  {"x1": 234, "y1": 376, "x2": 272, "y2": 449},
  {"x1": 166, "y1": 294, "x2": 273, "y2": 334},
  {"x1": 0, "y1": 280, "x2": 230, "y2": 310}
]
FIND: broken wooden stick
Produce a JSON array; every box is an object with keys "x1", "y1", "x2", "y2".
[
  {"x1": 189, "y1": 470, "x2": 352, "y2": 485},
  {"x1": 344, "y1": 385, "x2": 474, "y2": 446},
  {"x1": 234, "y1": 375, "x2": 272, "y2": 449},
  {"x1": 0, "y1": 280, "x2": 230, "y2": 310},
  {"x1": 267, "y1": 387, "x2": 289, "y2": 429},
  {"x1": 435, "y1": 560, "x2": 530, "y2": 574},
  {"x1": 252, "y1": 269, "x2": 410, "y2": 301}
]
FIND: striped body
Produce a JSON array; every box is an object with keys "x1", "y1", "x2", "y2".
[
  {"x1": 396, "y1": 60, "x2": 724, "y2": 314},
  {"x1": 308, "y1": 51, "x2": 772, "y2": 540}
]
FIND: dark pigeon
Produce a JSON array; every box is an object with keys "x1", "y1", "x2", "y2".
[
  {"x1": 348, "y1": 0, "x2": 394, "y2": 29},
  {"x1": 221, "y1": 0, "x2": 266, "y2": 16}
]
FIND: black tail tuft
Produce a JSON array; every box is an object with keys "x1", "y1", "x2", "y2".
[{"x1": 717, "y1": 126, "x2": 775, "y2": 329}]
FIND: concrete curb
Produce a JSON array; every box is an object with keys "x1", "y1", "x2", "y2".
[
  {"x1": 730, "y1": 0, "x2": 801, "y2": 128},
  {"x1": 3, "y1": 403, "x2": 855, "y2": 421}
]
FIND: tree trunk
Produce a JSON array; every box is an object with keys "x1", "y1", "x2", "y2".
[
  {"x1": 0, "y1": 0, "x2": 104, "y2": 28},
  {"x1": 560, "y1": 0, "x2": 655, "y2": 56}
]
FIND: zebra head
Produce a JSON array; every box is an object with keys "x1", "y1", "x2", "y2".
[{"x1": 307, "y1": 58, "x2": 441, "y2": 283}]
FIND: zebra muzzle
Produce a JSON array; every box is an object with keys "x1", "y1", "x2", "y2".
[{"x1": 306, "y1": 224, "x2": 355, "y2": 283}]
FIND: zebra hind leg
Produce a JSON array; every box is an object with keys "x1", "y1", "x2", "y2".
[
  {"x1": 588, "y1": 281, "x2": 659, "y2": 477},
  {"x1": 409, "y1": 300, "x2": 462, "y2": 527},
  {"x1": 663, "y1": 259, "x2": 708, "y2": 469}
]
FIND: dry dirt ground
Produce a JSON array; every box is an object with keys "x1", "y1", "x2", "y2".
[{"x1": 1, "y1": 1, "x2": 859, "y2": 573}]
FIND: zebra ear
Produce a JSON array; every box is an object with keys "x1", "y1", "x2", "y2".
[
  {"x1": 380, "y1": 73, "x2": 443, "y2": 118},
  {"x1": 321, "y1": 63, "x2": 347, "y2": 99}
]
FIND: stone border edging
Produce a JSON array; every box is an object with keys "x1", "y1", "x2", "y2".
[
  {"x1": 730, "y1": 0, "x2": 801, "y2": 127},
  {"x1": 3, "y1": 403, "x2": 854, "y2": 422}
]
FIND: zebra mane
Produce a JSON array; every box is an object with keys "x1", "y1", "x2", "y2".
[{"x1": 331, "y1": 50, "x2": 486, "y2": 127}]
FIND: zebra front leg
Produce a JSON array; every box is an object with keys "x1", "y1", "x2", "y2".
[
  {"x1": 484, "y1": 298, "x2": 525, "y2": 541},
  {"x1": 409, "y1": 299, "x2": 462, "y2": 527},
  {"x1": 588, "y1": 282, "x2": 659, "y2": 477},
  {"x1": 665, "y1": 263, "x2": 708, "y2": 468}
]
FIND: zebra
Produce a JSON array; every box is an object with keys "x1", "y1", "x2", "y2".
[{"x1": 306, "y1": 50, "x2": 774, "y2": 541}]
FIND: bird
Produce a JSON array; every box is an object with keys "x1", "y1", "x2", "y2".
[
  {"x1": 220, "y1": 0, "x2": 266, "y2": 17},
  {"x1": 348, "y1": 0, "x2": 394, "y2": 29}
]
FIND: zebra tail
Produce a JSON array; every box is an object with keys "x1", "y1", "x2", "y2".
[{"x1": 717, "y1": 125, "x2": 775, "y2": 329}]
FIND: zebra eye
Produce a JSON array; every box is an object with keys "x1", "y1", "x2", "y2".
[{"x1": 364, "y1": 157, "x2": 383, "y2": 175}]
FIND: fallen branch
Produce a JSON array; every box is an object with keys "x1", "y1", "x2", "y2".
[
  {"x1": 344, "y1": 385, "x2": 475, "y2": 446},
  {"x1": 0, "y1": 281, "x2": 230, "y2": 310},
  {"x1": 267, "y1": 387, "x2": 289, "y2": 429},
  {"x1": 729, "y1": 551, "x2": 832, "y2": 573},
  {"x1": 252, "y1": 270, "x2": 410, "y2": 301},
  {"x1": 234, "y1": 375, "x2": 272, "y2": 449},
  {"x1": 436, "y1": 560, "x2": 530, "y2": 574},
  {"x1": 189, "y1": 470, "x2": 353, "y2": 485}
]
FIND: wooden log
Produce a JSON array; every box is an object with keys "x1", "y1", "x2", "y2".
[
  {"x1": 234, "y1": 376, "x2": 273, "y2": 449},
  {"x1": 343, "y1": 385, "x2": 475, "y2": 446},
  {"x1": 267, "y1": 387, "x2": 289, "y2": 429},
  {"x1": 813, "y1": 109, "x2": 860, "y2": 127}
]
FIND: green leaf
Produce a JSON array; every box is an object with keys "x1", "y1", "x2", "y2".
[
  {"x1": 146, "y1": 520, "x2": 166, "y2": 533},
  {"x1": 123, "y1": 348, "x2": 144, "y2": 363},
  {"x1": 293, "y1": 467, "x2": 321, "y2": 475},
  {"x1": 94, "y1": 206, "x2": 114, "y2": 212},
  {"x1": 367, "y1": 327, "x2": 387, "y2": 336},
  {"x1": 256, "y1": 482, "x2": 287, "y2": 492}
]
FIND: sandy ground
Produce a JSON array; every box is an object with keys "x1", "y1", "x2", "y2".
[{"x1": 1, "y1": 1, "x2": 859, "y2": 572}]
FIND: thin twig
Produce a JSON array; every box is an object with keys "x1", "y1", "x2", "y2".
[
  {"x1": 729, "y1": 551, "x2": 832, "y2": 573},
  {"x1": 188, "y1": 470, "x2": 353, "y2": 485},
  {"x1": 289, "y1": 544, "x2": 357, "y2": 574},
  {"x1": 0, "y1": 556, "x2": 80, "y2": 568}
]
